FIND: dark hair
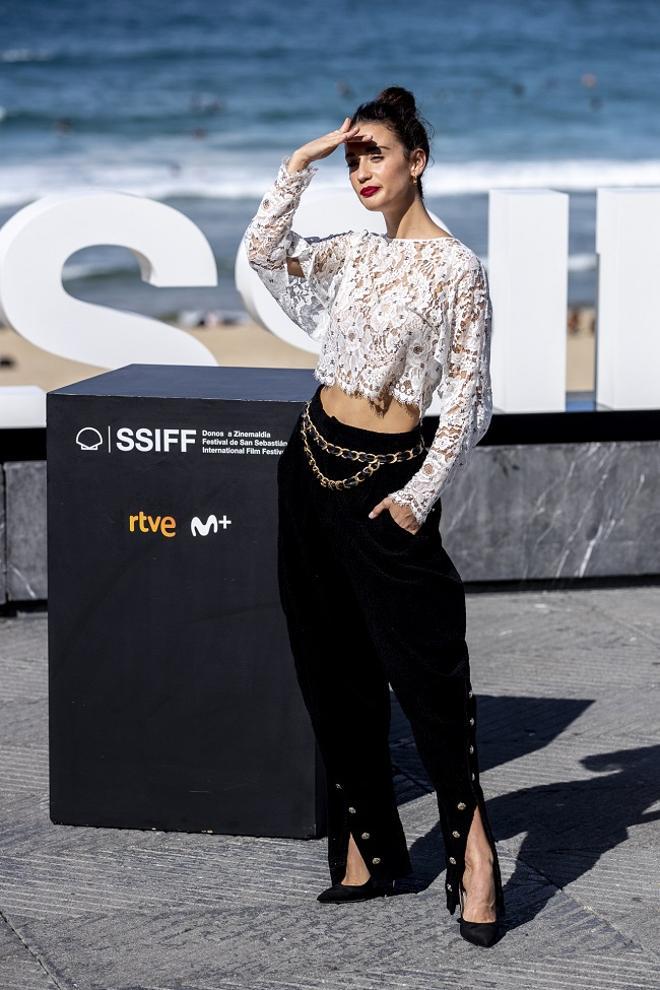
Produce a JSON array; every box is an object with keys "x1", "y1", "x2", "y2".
[{"x1": 350, "y1": 86, "x2": 434, "y2": 199}]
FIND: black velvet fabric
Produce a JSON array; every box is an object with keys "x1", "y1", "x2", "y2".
[{"x1": 276, "y1": 384, "x2": 504, "y2": 916}]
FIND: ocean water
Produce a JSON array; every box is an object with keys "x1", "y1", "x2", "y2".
[{"x1": 1, "y1": 0, "x2": 658, "y2": 318}]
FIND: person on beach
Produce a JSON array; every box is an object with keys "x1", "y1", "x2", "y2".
[{"x1": 244, "y1": 86, "x2": 505, "y2": 948}]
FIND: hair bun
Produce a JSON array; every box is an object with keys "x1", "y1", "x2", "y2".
[{"x1": 375, "y1": 86, "x2": 417, "y2": 116}]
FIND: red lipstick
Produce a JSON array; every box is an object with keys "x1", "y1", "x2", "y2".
[{"x1": 360, "y1": 186, "x2": 380, "y2": 197}]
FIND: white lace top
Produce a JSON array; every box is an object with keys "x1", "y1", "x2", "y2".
[{"x1": 244, "y1": 154, "x2": 493, "y2": 525}]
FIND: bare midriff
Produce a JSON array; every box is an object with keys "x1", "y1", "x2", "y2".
[{"x1": 320, "y1": 384, "x2": 421, "y2": 434}]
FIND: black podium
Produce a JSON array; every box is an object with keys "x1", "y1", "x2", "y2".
[{"x1": 47, "y1": 365, "x2": 327, "y2": 839}]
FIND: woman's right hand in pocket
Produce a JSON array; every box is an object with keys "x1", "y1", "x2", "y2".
[{"x1": 290, "y1": 118, "x2": 374, "y2": 169}]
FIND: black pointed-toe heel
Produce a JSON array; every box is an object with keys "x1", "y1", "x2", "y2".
[
  {"x1": 317, "y1": 876, "x2": 395, "y2": 904},
  {"x1": 458, "y1": 875, "x2": 505, "y2": 947}
]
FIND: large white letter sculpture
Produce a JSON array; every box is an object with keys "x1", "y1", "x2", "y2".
[
  {"x1": 488, "y1": 189, "x2": 569, "y2": 413},
  {"x1": 0, "y1": 190, "x2": 219, "y2": 426},
  {"x1": 596, "y1": 187, "x2": 660, "y2": 410},
  {"x1": 4, "y1": 175, "x2": 660, "y2": 428}
]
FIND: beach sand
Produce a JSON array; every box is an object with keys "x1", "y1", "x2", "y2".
[{"x1": 0, "y1": 306, "x2": 596, "y2": 396}]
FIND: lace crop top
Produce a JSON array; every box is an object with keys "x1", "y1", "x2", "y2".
[{"x1": 244, "y1": 154, "x2": 493, "y2": 525}]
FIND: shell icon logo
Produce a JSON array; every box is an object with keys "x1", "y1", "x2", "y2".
[{"x1": 75, "y1": 427, "x2": 104, "y2": 450}]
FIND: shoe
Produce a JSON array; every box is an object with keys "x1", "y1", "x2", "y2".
[
  {"x1": 317, "y1": 875, "x2": 395, "y2": 903},
  {"x1": 457, "y1": 874, "x2": 505, "y2": 947}
]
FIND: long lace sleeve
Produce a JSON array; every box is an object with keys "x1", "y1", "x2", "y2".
[
  {"x1": 388, "y1": 260, "x2": 493, "y2": 526},
  {"x1": 244, "y1": 154, "x2": 352, "y2": 341}
]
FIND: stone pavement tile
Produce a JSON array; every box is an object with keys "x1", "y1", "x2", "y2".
[
  {"x1": 0, "y1": 588, "x2": 658, "y2": 990},
  {"x1": 0, "y1": 915, "x2": 61, "y2": 990},
  {"x1": 6, "y1": 882, "x2": 659, "y2": 990},
  {"x1": 568, "y1": 585, "x2": 660, "y2": 638}
]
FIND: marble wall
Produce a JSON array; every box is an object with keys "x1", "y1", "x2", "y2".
[
  {"x1": 442, "y1": 440, "x2": 660, "y2": 581},
  {"x1": 0, "y1": 467, "x2": 5, "y2": 603},
  {"x1": 3, "y1": 461, "x2": 47, "y2": 602},
  {"x1": 1, "y1": 441, "x2": 658, "y2": 604}
]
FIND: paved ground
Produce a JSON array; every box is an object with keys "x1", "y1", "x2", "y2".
[{"x1": 1, "y1": 583, "x2": 659, "y2": 990}]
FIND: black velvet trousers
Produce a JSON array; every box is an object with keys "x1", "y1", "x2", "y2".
[{"x1": 276, "y1": 384, "x2": 503, "y2": 916}]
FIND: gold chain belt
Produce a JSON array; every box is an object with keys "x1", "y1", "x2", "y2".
[{"x1": 300, "y1": 400, "x2": 426, "y2": 489}]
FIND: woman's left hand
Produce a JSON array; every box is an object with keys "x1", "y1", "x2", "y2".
[{"x1": 368, "y1": 497, "x2": 421, "y2": 534}]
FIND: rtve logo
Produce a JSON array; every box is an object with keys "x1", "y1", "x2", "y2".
[{"x1": 128, "y1": 512, "x2": 232, "y2": 538}]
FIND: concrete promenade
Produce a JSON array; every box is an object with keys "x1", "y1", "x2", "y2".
[{"x1": 1, "y1": 583, "x2": 658, "y2": 990}]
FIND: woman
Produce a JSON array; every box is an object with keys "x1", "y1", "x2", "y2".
[{"x1": 244, "y1": 86, "x2": 505, "y2": 948}]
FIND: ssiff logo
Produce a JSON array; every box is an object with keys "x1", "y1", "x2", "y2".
[
  {"x1": 128, "y1": 512, "x2": 232, "y2": 538},
  {"x1": 76, "y1": 427, "x2": 104, "y2": 450},
  {"x1": 75, "y1": 426, "x2": 197, "y2": 452}
]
